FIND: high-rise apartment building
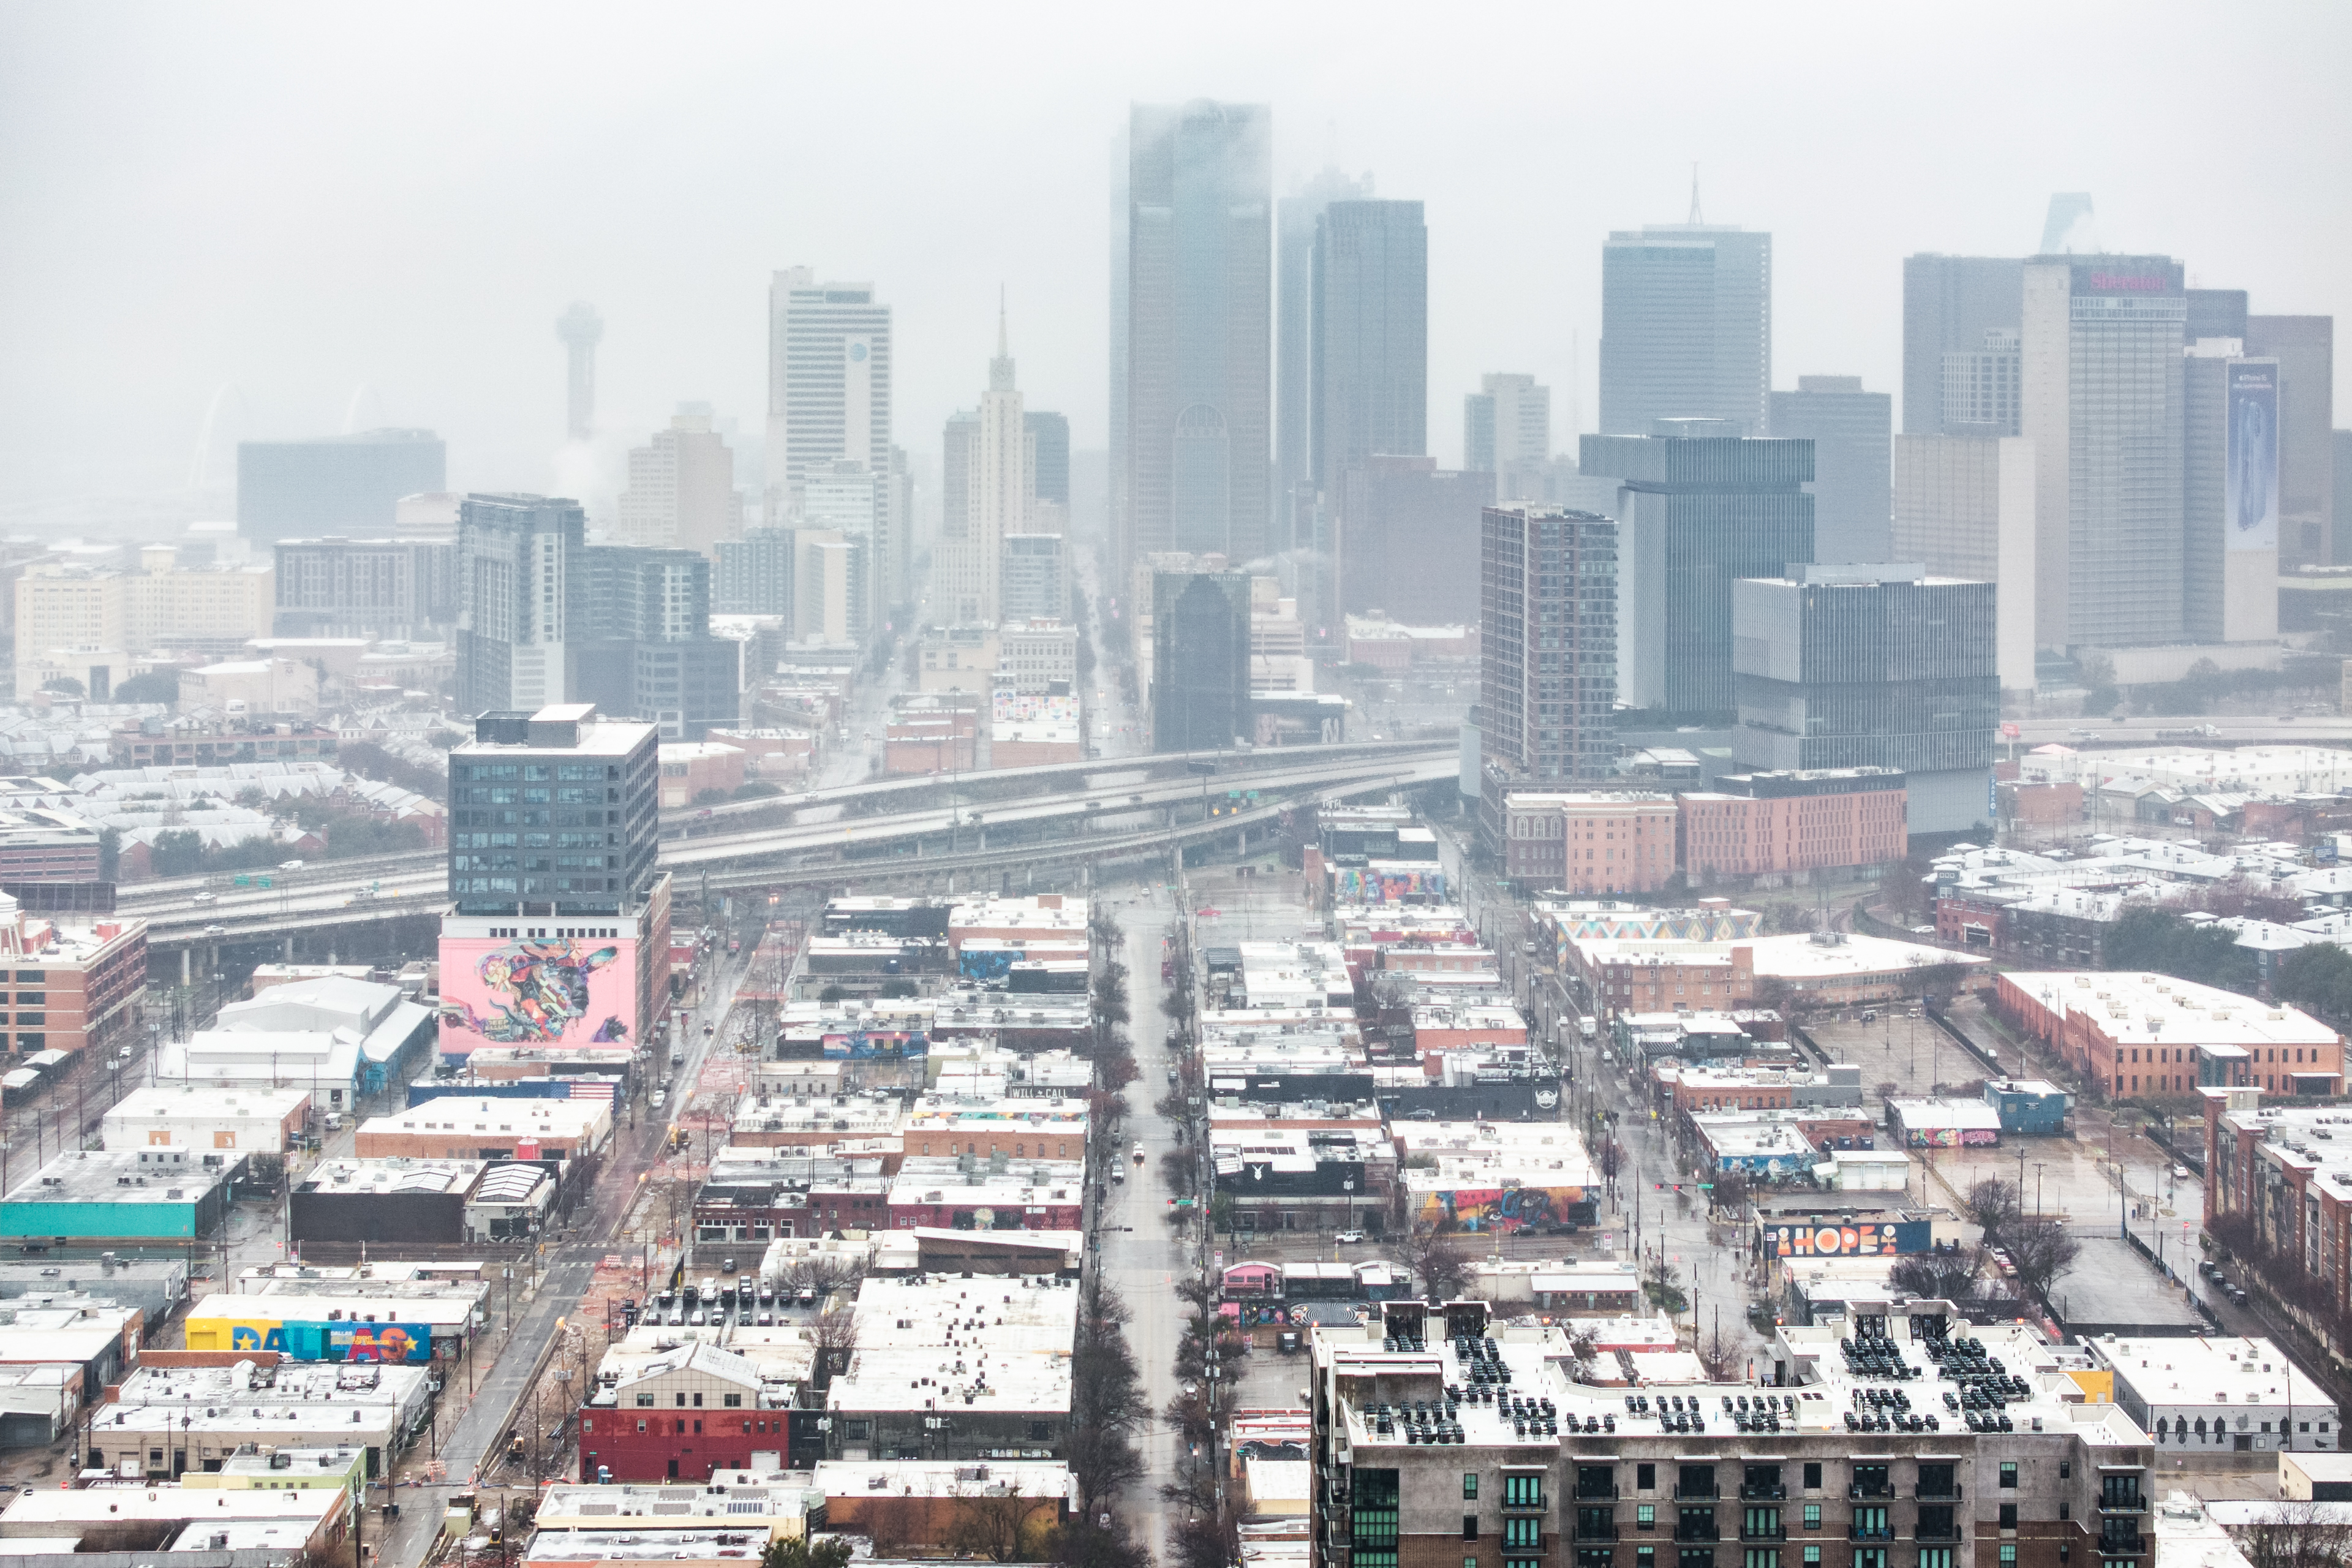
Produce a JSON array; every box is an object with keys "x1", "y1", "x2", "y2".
[
  {"x1": 1122, "y1": 102, "x2": 1273, "y2": 573},
  {"x1": 572, "y1": 547, "x2": 738, "y2": 740},
  {"x1": 273, "y1": 537, "x2": 456, "y2": 639},
  {"x1": 1336, "y1": 457, "x2": 1493, "y2": 624},
  {"x1": 2021, "y1": 255, "x2": 2187, "y2": 649},
  {"x1": 456, "y1": 494, "x2": 586, "y2": 715},
  {"x1": 616, "y1": 412, "x2": 740, "y2": 557},
  {"x1": 713, "y1": 529, "x2": 796, "y2": 622},
  {"x1": 236, "y1": 429, "x2": 447, "y2": 545},
  {"x1": 1599, "y1": 224, "x2": 1771, "y2": 436},
  {"x1": 797, "y1": 533, "x2": 867, "y2": 646},
  {"x1": 1901, "y1": 255, "x2": 2024, "y2": 435},
  {"x1": 1000, "y1": 534, "x2": 1066, "y2": 624},
  {"x1": 1463, "y1": 374, "x2": 1551, "y2": 484},
  {"x1": 764, "y1": 269, "x2": 897, "y2": 611},
  {"x1": 1311, "y1": 200, "x2": 1427, "y2": 494},
  {"x1": 1580, "y1": 423, "x2": 1814, "y2": 722},
  {"x1": 2245, "y1": 315, "x2": 2336, "y2": 568},
  {"x1": 1476, "y1": 506, "x2": 1618, "y2": 860},
  {"x1": 1892, "y1": 434, "x2": 2037, "y2": 693},
  {"x1": 1768, "y1": 375, "x2": 1892, "y2": 562},
  {"x1": 1150, "y1": 570, "x2": 1251, "y2": 753},
  {"x1": 1732, "y1": 564, "x2": 1997, "y2": 833},
  {"x1": 2183, "y1": 349, "x2": 2281, "y2": 645},
  {"x1": 1024, "y1": 412, "x2": 1071, "y2": 510},
  {"x1": 1277, "y1": 165, "x2": 1374, "y2": 503},
  {"x1": 441, "y1": 704, "x2": 669, "y2": 1060}
]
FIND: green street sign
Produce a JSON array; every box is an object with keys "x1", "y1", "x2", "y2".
[
  {"x1": 232, "y1": 876, "x2": 250, "y2": 888},
  {"x1": 258, "y1": 878, "x2": 272, "y2": 889}
]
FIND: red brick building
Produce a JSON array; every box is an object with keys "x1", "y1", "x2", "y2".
[
  {"x1": 1999, "y1": 970, "x2": 2342, "y2": 1100},
  {"x1": 579, "y1": 1341, "x2": 780, "y2": 1481},
  {"x1": 1677, "y1": 769, "x2": 1908, "y2": 884},
  {"x1": 1499, "y1": 792, "x2": 1678, "y2": 891}
]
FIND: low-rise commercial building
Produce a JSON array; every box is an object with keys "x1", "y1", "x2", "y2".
[
  {"x1": 0, "y1": 1147, "x2": 239, "y2": 1242},
  {"x1": 2088, "y1": 1334, "x2": 2339, "y2": 1452},
  {"x1": 287, "y1": 1158, "x2": 488, "y2": 1246},
  {"x1": 353, "y1": 1096, "x2": 611, "y2": 1161},
  {"x1": 1999, "y1": 970, "x2": 2342, "y2": 1099},
  {"x1": 101, "y1": 1085, "x2": 312, "y2": 1153},
  {"x1": 1676, "y1": 767, "x2": 1909, "y2": 883},
  {"x1": 0, "y1": 892, "x2": 146, "y2": 1058},
  {"x1": 93, "y1": 1357, "x2": 431, "y2": 1479},
  {"x1": 577, "y1": 1340, "x2": 785, "y2": 1482},
  {"x1": 1496, "y1": 792, "x2": 1678, "y2": 891},
  {"x1": 824, "y1": 1273, "x2": 1078, "y2": 1462}
]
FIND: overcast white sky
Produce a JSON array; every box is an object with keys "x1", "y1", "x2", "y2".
[{"x1": 3, "y1": 1, "x2": 2348, "y2": 518}]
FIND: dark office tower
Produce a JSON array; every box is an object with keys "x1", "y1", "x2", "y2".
[
  {"x1": 1124, "y1": 102, "x2": 1273, "y2": 573},
  {"x1": 456, "y1": 492, "x2": 586, "y2": 715},
  {"x1": 1900, "y1": 255, "x2": 2024, "y2": 435},
  {"x1": 1150, "y1": 571, "x2": 1251, "y2": 753},
  {"x1": 2182, "y1": 350, "x2": 2282, "y2": 645},
  {"x1": 714, "y1": 528, "x2": 797, "y2": 622},
  {"x1": 1278, "y1": 166, "x2": 1374, "y2": 505},
  {"x1": 1768, "y1": 376, "x2": 1892, "y2": 562},
  {"x1": 574, "y1": 546, "x2": 738, "y2": 741},
  {"x1": 1025, "y1": 412, "x2": 1071, "y2": 507},
  {"x1": 2186, "y1": 290, "x2": 2248, "y2": 345},
  {"x1": 447, "y1": 704, "x2": 660, "y2": 916},
  {"x1": 1337, "y1": 457, "x2": 1493, "y2": 624},
  {"x1": 1580, "y1": 422, "x2": 1814, "y2": 723},
  {"x1": 1476, "y1": 506, "x2": 1619, "y2": 856},
  {"x1": 1731, "y1": 565, "x2": 1997, "y2": 834},
  {"x1": 273, "y1": 537, "x2": 456, "y2": 638},
  {"x1": 1599, "y1": 223, "x2": 1771, "y2": 436},
  {"x1": 2245, "y1": 316, "x2": 2336, "y2": 567},
  {"x1": 2021, "y1": 255, "x2": 2186, "y2": 649},
  {"x1": 1311, "y1": 200, "x2": 1427, "y2": 494},
  {"x1": 237, "y1": 429, "x2": 447, "y2": 545}
]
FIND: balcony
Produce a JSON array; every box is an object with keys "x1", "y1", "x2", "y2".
[
  {"x1": 1916, "y1": 1525, "x2": 1963, "y2": 1544},
  {"x1": 1849, "y1": 1526, "x2": 1895, "y2": 1542},
  {"x1": 1573, "y1": 1485, "x2": 1619, "y2": 1502},
  {"x1": 1572, "y1": 1522, "x2": 1618, "y2": 1543},
  {"x1": 1915, "y1": 1484, "x2": 1964, "y2": 1501},
  {"x1": 1672, "y1": 1486, "x2": 1718, "y2": 1501},
  {"x1": 2098, "y1": 1534, "x2": 2147, "y2": 1555},
  {"x1": 1738, "y1": 1483, "x2": 1787, "y2": 1501},
  {"x1": 1847, "y1": 1485, "x2": 1894, "y2": 1501},
  {"x1": 1740, "y1": 1524, "x2": 1785, "y2": 1542},
  {"x1": 1673, "y1": 1523, "x2": 1721, "y2": 1544},
  {"x1": 2099, "y1": 1496, "x2": 2147, "y2": 1515},
  {"x1": 1502, "y1": 1496, "x2": 1550, "y2": 1514}
]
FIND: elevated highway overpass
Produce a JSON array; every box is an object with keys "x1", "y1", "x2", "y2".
[{"x1": 126, "y1": 741, "x2": 1457, "y2": 954}]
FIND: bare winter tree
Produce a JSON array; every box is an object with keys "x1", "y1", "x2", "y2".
[
  {"x1": 2229, "y1": 1499, "x2": 2352, "y2": 1568},
  {"x1": 943, "y1": 1485, "x2": 1058, "y2": 1562}
]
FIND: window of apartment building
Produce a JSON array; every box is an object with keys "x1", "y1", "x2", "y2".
[
  {"x1": 1464, "y1": 1476, "x2": 1479, "y2": 1499},
  {"x1": 1503, "y1": 1519, "x2": 1540, "y2": 1550},
  {"x1": 1999, "y1": 1464, "x2": 2018, "y2": 1489},
  {"x1": 1998, "y1": 1504, "x2": 2017, "y2": 1529},
  {"x1": 1636, "y1": 1505, "x2": 1656, "y2": 1531},
  {"x1": 1801, "y1": 1504, "x2": 1821, "y2": 1531},
  {"x1": 1801, "y1": 1464, "x2": 1821, "y2": 1491},
  {"x1": 1637, "y1": 1464, "x2": 1657, "y2": 1491},
  {"x1": 1463, "y1": 1517, "x2": 1478, "y2": 1542}
]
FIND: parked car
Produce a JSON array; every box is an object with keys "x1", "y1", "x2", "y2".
[
  {"x1": 650, "y1": 1090, "x2": 668, "y2": 1109},
  {"x1": 1335, "y1": 1229, "x2": 1366, "y2": 1245},
  {"x1": 1987, "y1": 1246, "x2": 2017, "y2": 1277}
]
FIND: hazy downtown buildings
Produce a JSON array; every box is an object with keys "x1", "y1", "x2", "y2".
[
  {"x1": 1599, "y1": 222, "x2": 1771, "y2": 436},
  {"x1": 1580, "y1": 422, "x2": 1814, "y2": 722},
  {"x1": 1893, "y1": 434, "x2": 2037, "y2": 694},
  {"x1": 15, "y1": 549, "x2": 276, "y2": 698},
  {"x1": 714, "y1": 529, "x2": 796, "y2": 622},
  {"x1": 1311, "y1": 199, "x2": 1427, "y2": 494},
  {"x1": 1731, "y1": 564, "x2": 1997, "y2": 832},
  {"x1": 1901, "y1": 255, "x2": 2024, "y2": 435},
  {"x1": 1000, "y1": 533, "x2": 1065, "y2": 624},
  {"x1": 937, "y1": 312, "x2": 1033, "y2": 627},
  {"x1": 2021, "y1": 254, "x2": 2187, "y2": 649},
  {"x1": 273, "y1": 537, "x2": 457, "y2": 639},
  {"x1": 616, "y1": 412, "x2": 740, "y2": 557},
  {"x1": 1276, "y1": 165, "x2": 1373, "y2": 504},
  {"x1": 1025, "y1": 411, "x2": 1070, "y2": 532},
  {"x1": 764, "y1": 268, "x2": 900, "y2": 618},
  {"x1": 2245, "y1": 315, "x2": 2337, "y2": 568},
  {"x1": 555, "y1": 302, "x2": 603, "y2": 442},
  {"x1": 1768, "y1": 375, "x2": 1893, "y2": 562},
  {"x1": 456, "y1": 493, "x2": 586, "y2": 715},
  {"x1": 1150, "y1": 570, "x2": 1251, "y2": 753},
  {"x1": 572, "y1": 546, "x2": 738, "y2": 740},
  {"x1": 236, "y1": 429, "x2": 447, "y2": 545},
  {"x1": 1476, "y1": 506, "x2": 1618, "y2": 859},
  {"x1": 1336, "y1": 456, "x2": 1491, "y2": 625},
  {"x1": 1121, "y1": 102, "x2": 1273, "y2": 573},
  {"x1": 1462, "y1": 374, "x2": 1551, "y2": 498}
]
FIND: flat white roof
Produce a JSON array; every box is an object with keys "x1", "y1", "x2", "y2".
[
  {"x1": 826, "y1": 1274, "x2": 1077, "y2": 1418},
  {"x1": 2005, "y1": 971, "x2": 2337, "y2": 1050},
  {"x1": 2089, "y1": 1335, "x2": 2338, "y2": 1412}
]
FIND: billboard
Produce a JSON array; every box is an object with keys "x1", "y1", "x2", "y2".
[
  {"x1": 438, "y1": 935, "x2": 642, "y2": 1055},
  {"x1": 195, "y1": 1317, "x2": 434, "y2": 1362},
  {"x1": 1763, "y1": 1220, "x2": 1931, "y2": 1257},
  {"x1": 2226, "y1": 361, "x2": 2279, "y2": 553}
]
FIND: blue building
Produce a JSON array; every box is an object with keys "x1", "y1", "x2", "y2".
[{"x1": 1985, "y1": 1078, "x2": 2071, "y2": 1136}]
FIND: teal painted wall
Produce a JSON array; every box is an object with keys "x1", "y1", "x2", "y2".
[{"x1": 0, "y1": 1199, "x2": 200, "y2": 1238}]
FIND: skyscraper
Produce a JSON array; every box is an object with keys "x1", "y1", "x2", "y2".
[
  {"x1": 1001, "y1": 533, "x2": 1066, "y2": 624},
  {"x1": 1768, "y1": 375, "x2": 1892, "y2": 562},
  {"x1": 1123, "y1": 102, "x2": 1273, "y2": 573},
  {"x1": 1901, "y1": 255, "x2": 2024, "y2": 435},
  {"x1": 1599, "y1": 221, "x2": 1771, "y2": 436},
  {"x1": 2245, "y1": 315, "x2": 2336, "y2": 568},
  {"x1": 1731, "y1": 565, "x2": 1997, "y2": 834},
  {"x1": 1476, "y1": 506, "x2": 1619, "y2": 857},
  {"x1": 236, "y1": 429, "x2": 447, "y2": 545},
  {"x1": 455, "y1": 493, "x2": 584, "y2": 715},
  {"x1": 1463, "y1": 374, "x2": 1551, "y2": 480},
  {"x1": 1151, "y1": 570, "x2": 1251, "y2": 753},
  {"x1": 1025, "y1": 412, "x2": 1071, "y2": 508},
  {"x1": 1892, "y1": 433, "x2": 2037, "y2": 694},
  {"x1": 1278, "y1": 165, "x2": 1374, "y2": 502},
  {"x1": 1580, "y1": 423, "x2": 1814, "y2": 722},
  {"x1": 572, "y1": 546, "x2": 739, "y2": 740},
  {"x1": 2182, "y1": 348, "x2": 2280, "y2": 645},
  {"x1": 714, "y1": 528, "x2": 796, "y2": 622},
  {"x1": 1311, "y1": 199, "x2": 1426, "y2": 494},
  {"x1": 616, "y1": 411, "x2": 740, "y2": 556},
  {"x1": 556, "y1": 302, "x2": 603, "y2": 442},
  {"x1": 971, "y1": 308, "x2": 1031, "y2": 625},
  {"x1": 2020, "y1": 254, "x2": 2186, "y2": 649},
  {"x1": 765, "y1": 269, "x2": 895, "y2": 604}
]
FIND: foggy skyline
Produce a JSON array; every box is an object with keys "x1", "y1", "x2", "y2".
[{"x1": 4, "y1": 1, "x2": 2348, "y2": 517}]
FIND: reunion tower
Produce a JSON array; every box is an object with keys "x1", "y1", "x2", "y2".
[{"x1": 556, "y1": 301, "x2": 603, "y2": 440}]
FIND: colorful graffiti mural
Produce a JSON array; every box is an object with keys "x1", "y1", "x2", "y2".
[
  {"x1": 1418, "y1": 1184, "x2": 1586, "y2": 1234},
  {"x1": 1762, "y1": 1221, "x2": 1931, "y2": 1257},
  {"x1": 438, "y1": 936, "x2": 637, "y2": 1050},
  {"x1": 1333, "y1": 865, "x2": 1448, "y2": 905},
  {"x1": 821, "y1": 1029, "x2": 929, "y2": 1060}
]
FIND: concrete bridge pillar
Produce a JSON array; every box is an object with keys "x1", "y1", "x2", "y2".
[
  {"x1": 181, "y1": 948, "x2": 191, "y2": 986},
  {"x1": 284, "y1": 935, "x2": 295, "y2": 962}
]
